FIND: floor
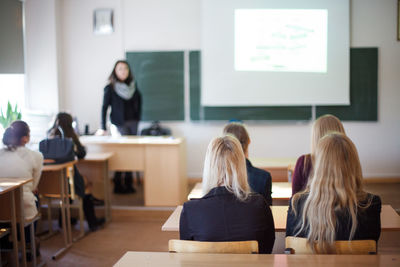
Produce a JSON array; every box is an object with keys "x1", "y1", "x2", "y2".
[{"x1": 3, "y1": 181, "x2": 400, "y2": 266}]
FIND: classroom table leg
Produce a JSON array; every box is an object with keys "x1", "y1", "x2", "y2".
[
  {"x1": 103, "y1": 160, "x2": 111, "y2": 223},
  {"x1": 10, "y1": 191, "x2": 19, "y2": 267},
  {"x1": 65, "y1": 168, "x2": 72, "y2": 244},
  {"x1": 52, "y1": 168, "x2": 72, "y2": 260},
  {"x1": 17, "y1": 187, "x2": 27, "y2": 267}
]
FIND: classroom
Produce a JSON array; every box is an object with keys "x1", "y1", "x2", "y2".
[{"x1": 0, "y1": 0, "x2": 399, "y2": 266}]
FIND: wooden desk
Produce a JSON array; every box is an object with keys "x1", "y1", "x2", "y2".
[
  {"x1": 188, "y1": 182, "x2": 292, "y2": 201},
  {"x1": 250, "y1": 158, "x2": 297, "y2": 182},
  {"x1": 76, "y1": 152, "x2": 114, "y2": 222},
  {"x1": 114, "y1": 251, "x2": 399, "y2": 267},
  {"x1": 80, "y1": 136, "x2": 187, "y2": 206},
  {"x1": 0, "y1": 177, "x2": 32, "y2": 267},
  {"x1": 162, "y1": 205, "x2": 400, "y2": 233},
  {"x1": 38, "y1": 161, "x2": 76, "y2": 259}
]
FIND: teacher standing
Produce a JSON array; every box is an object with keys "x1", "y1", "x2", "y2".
[{"x1": 98, "y1": 60, "x2": 142, "y2": 194}]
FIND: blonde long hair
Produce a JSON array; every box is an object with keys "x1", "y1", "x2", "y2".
[
  {"x1": 310, "y1": 114, "x2": 345, "y2": 156},
  {"x1": 202, "y1": 135, "x2": 250, "y2": 201},
  {"x1": 292, "y1": 133, "x2": 369, "y2": 253},
  {"x1": 304, "y1": 114, "x2": 346, "y2": 174}
]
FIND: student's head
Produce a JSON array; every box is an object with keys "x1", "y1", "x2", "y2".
[
  {"x1": 109, "y1": 60, "x2": 133, "y2": 85},
  {"x1": 202, "y1": 135, "x2": 250, "y2": 201},
  {"x1": 52, "y1": 112, "x2": 74, "y2": 133},
  {"x1": 311, "y1": 114, "x2": 345, "y2": 155},
  {"x1": 2, "y1": 120, "x2": 30, "y2": 150},
  {"x1": 294, "y1": 132, "x2": 366, "y2": 253},
  {"x1": 223, "y1": 122, "x2": 250, "y2": 157},
  {"x1": 49, "y1": 112, "x2": 80, "y2": 144}
]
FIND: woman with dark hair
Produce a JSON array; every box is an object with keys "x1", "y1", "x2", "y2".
[
  {"x1": 49, "y1": 112, "x2": 105, "y2": 231},
  {"x1": 0, "y1": 120, "x2": 43, "y2": 257},
  {"x1": 96, "y1": 60, "x2": 142, "y2": 194}
]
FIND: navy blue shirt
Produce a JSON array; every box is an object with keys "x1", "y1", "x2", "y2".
[{"x1": 246, "y1": 159, "x2": 272, "y2": 206}]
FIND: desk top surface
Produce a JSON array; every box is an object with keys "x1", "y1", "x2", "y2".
[
  {"x1": 0, "y1": 177, "x2": 33, "y2": 194},
  {"x1": 42, "y1": 160, "x2": 76, "y2": 172},
  {"x1": 162, "y1": 204, "x2": 400, "y2": 232},
  {"x1": 81, "y1": 152, "x2": 114, "y2": 161},
  {"x1": 188, "y1": 182, "x2": 292, "y2": 201},
  {"x1": 250, "y1": 157, "x2": 297, "y2": 168},
  {"x1": 114, "y1": 252, "x2": 399, "y2": 267},
  {"x1": 80, "y1": 135, "x2": 184, "y2": 145}
]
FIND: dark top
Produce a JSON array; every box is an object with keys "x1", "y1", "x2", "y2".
[
  {"x1": 52, "y1": 131, "x2": 86, "y2": 198},
  {"x1": 291, "y1": 154, "x2": 313, "y2": 195},
  {"x1": 101, "y1": 84, "x2": 142, "y2": 130},
  {"x1": 286, "y1": 193, "x2": 382, "y2": 242},
  {"x1": 180, "y1": 186, "x2": 275, "y2": 254},
  {"x1": 246, "y1": 159, "x2": 272, "y2": 206}
]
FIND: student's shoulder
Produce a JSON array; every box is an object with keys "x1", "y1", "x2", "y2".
[
  {"x1": 364, "y1": 193, "x2": 382, "y2": 211},
  {"x1": 248, "y1": 160, "x2": 271, "y2": 178},
  {"x1": 247, "y1": 193, "x2": 269, "y2": 208},
  {"x1": 27, "y1": 148, "x2": 44, "y2": 163},
  {"x1": 295, "y1": 154, "x2": 308, "y2": 165}
]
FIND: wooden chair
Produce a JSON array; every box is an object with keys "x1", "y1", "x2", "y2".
[
  {"x1": 0, "y1": 189, "x2": 43, "y2": 266},
  {"x1": 39, "y1": 165, "x2": 86, "y2": 241},
  {"x1": 0, "y1": 228, "x2": 11, "y2": 265},
  {"x1": 168, "y1": 239, "x2": 259, "y2": 254},
  {"x1": 285, "y1": 236, "x2": 377, "y2": 254}
]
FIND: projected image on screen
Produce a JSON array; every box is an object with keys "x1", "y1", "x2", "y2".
[{"x1": 235, "y1": 9, "x2": 328, "y2": 73}]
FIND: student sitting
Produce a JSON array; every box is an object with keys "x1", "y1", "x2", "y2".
[
  {"x1": 180, "y1": 135, "x2": 275, "y2": 253},
  {"x1": 292, "y1": 114, "x2": 345, "y2": 195},
  {"x1": 223, "y1": 122, "x2": 272, "y2": 205},
  {"x1": 48, "y1": 112, "x2": 105, "y2": 231},
  {"x1": 0, "y1": 120, "x2": 43, "y2": 257},
  {"x1": 286, "y1": 133, "x2": 381, "y2": 253}
]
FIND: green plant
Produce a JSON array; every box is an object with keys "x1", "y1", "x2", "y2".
[{"x1": 0, "y1": 101, "x2": 22, "y2": 129}]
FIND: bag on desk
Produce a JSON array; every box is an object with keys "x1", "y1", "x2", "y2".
[{"x1": 39, "y1": 127, "x2": 75, "y2": 164}]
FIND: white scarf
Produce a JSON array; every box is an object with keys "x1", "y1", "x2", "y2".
[{"x1": 114, "y1": 81, "x2": 135, "y2": 100}]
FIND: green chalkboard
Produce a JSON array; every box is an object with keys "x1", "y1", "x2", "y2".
[
  {"x1": 126, "y1": 49, "x2": 377, "y2": 122},
  {"x1": 316, "y1": 48, "x2": 378, "y2": 121},
  {"x1": 190, "y1": 48, "x2": 377, "y2": 121},
  {"x1": 190, "y1": 51, "x2": 311, "y2": 121},
  {"x1": 126, "y1": 51, "x2": 184, "y2": 121}
]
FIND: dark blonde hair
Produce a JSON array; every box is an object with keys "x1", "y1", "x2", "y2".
[
  {"x1": 223, "y1": 122, "x2": 250, "y2": 154},
  {"x1": 304, "y1": 114, "x2": 346, "y2": 175},
  {"x1": 202, "y1": 135, "x2": 250, "y2": 201},
  {"x1": 2, "y1": 120, "x2": 30, "y2": 151},
  {"x1": 292, "y1": 133, "x2": 368, "y2": 253}
]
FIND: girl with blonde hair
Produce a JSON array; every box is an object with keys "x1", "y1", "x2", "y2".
[
  {"x1": 286, "y1": 133, "x2": 381, "y2": 253},
  {"x1": 292, "y1": 114, "x2": 346, "y2": 195},
  {"x1": 180, "y1": 135, "x2": 275, "y2": 253}
]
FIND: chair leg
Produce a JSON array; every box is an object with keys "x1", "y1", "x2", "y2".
[
  {"x1": 30, "y1": 223, "x2": 37, "y2": 267},
  {"x1": 47, "y1": 198, "x2": 53, "y2": 235}
]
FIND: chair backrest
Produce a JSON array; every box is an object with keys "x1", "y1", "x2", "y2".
[
  {"x1": 168, "y1": 240, "x2": 259, "y2": 254},
  {"x1": 285, "y1": 236, "x2": 377, "y2": 254}
]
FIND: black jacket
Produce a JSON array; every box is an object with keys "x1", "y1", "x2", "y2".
[
  {"x1": 286, "y1": 193, "x2": 381, "y2": 242},
  {"x1": 246, "y1": 159, "x2": 272, "y2": 206},
  {"x1": 180, "y1": 186, "x2": 275, "y2": 253},
  {"x1": 101, "y1": 84, "x2": 142, "y2": 130}
]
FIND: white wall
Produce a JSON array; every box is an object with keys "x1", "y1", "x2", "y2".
[
  {"x1": 25, "y1": 0, "x2": 59, "y2": 113},
  {"x1": 28, "y1": 0, "x2": 400, "y2": 178}
]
